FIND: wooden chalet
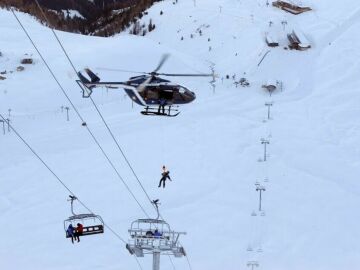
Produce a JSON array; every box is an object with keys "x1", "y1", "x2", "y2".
[
  {"x1": 287, "y1": 29, "x2": 311, "y2": 50},
  {"x1": 272, "y1": 1, "x2": 312, "y2": 15},
  {"x1": 265, "y1": 32, "x2": 279, "y2": 47}
]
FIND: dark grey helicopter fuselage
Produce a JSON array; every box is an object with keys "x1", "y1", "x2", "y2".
[
  {"x1": 77, "y1": 69, "x2": 198, "y2": 108},
  {"x1": 124, "y1": 75, "x2": 196, "y2": 106}
]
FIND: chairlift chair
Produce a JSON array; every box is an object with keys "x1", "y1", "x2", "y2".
[
  {"x1": 64, "y1": 195, "x2": 104, "y2": 238},
  {"x1": 127, "y1": 218, "x2": 186, "y2": 257},
  {"x1": 126, "y1": 200, "x2": 186, "y2": 258}
]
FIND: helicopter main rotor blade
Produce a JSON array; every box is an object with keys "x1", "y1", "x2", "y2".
[
  {"x1": 157, "y1": 73, "x2": 214, "y2": 77},
  {"x1": 153, "y1": 54, "x2": 170, "y2": 73},
  {"x1": 97, "y1": 67, "x2": 147, "y2": 75},
  {"x1": 137, "y1": 76, "x2": 153, "y2": 93}
]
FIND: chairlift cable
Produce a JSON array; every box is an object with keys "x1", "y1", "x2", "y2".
[
  {"x1": 1, "y1": 114, "x2": 83, "y2": 208},
  {"x1": 11, "y1": 9, "x2": 149, "y2": 218},
  {"x1": 185, "y1": 253, "x2": 194, "y2": 270},
  {"x1": 33, "y1": 0, "x2": 158, "y2": 217},
  {"x1": 153, "y1": 212, "x2": 195, "y2": 270},
  {"x1": 168, "y1": 255, "x2": 176, "y2": 270},
  {"x1": 134, "y1": 256, "x2": 144, "y2": 270},
  {"x1": 0, "y1": 113, "x2": 146, "y2": 269},
  {"x1": 0, "y1": 114, "x2": 123, "y2": 243},
  {"x1": 34, "y1": 0, "x2": 78, "y2": 78},
  {"x1": 12, "y1": 9, "x2": 180, "y2": 269},
  {"x1": 19, "y1": 4, "x2": 192, "y2": 269}
]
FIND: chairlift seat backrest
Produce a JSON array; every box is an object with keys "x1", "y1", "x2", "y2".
[
  {"x1": 127, "y1": 217, "x2": 186, "y2": 257},
  {"x1": 65, "y1": 225, "x2": 104, "y2": 238},
  {"x1": 64, "y1": 213, "x2": 104, "y2": 238}
]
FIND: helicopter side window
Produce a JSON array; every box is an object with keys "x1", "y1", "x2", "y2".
[
  {"x1": 159, "y1": 90, "x2": 174, "y2": 100},
  {"x1": 146, "y1": 88, "x2": 159, "y2": 99}
]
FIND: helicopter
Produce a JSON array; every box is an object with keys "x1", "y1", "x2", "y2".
[{"x1": 77, "y1": 55, "x2": 214, "y2": 117}]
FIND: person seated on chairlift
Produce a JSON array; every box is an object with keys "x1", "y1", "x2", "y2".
[
  {"x1": 74, "y1": 223, "x2": 84, "y2": 243},
  {"x1": 146, "y1": 230, "x2": 154, "y2": 237},
  {"x1": 158, "y1": 165, "x2": 172, "y2": 188},
  {"x1": 154, "y1": 229, "x2": 163, "y2": 239},
  {"x1": 67, "y1": 224, "x2": 76, "y2": 244}
]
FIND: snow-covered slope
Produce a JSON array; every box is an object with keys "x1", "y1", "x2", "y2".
[{"x1": 1, "y1": 0, "x2": 360, "y2": 269}]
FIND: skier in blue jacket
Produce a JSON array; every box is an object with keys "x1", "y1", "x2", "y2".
[
  {"x1": 154, "y1": 229, "x2": 163, "y2": 238},
  {"x1": 67, "y1": 224, "x2": 75, "y2": 244}
]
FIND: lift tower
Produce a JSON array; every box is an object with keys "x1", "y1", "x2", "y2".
[{"x1": 126, "y1": 201, "x2": 186, "y2": 270}]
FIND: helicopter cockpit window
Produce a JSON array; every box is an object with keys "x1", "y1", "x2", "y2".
[{"x1": 179, "y1": 87, "x2": 186, "y2": 94}]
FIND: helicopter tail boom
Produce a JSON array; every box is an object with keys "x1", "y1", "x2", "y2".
[{"x1": 77, "y1": 69, "x2": 146, "y2": 106}]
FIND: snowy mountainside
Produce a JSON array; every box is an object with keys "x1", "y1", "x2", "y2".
[{"x1": 1, "y1": 0, "x2": 360, "y2": 270}]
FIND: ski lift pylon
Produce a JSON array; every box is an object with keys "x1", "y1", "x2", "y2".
[{"x1": 64, "y1": 195, "x2": 104, "y2": 238}]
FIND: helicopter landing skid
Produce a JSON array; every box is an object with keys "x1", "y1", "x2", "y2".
[{"x1": 141, "y1": 106, "x2": 180, "y2": 117}]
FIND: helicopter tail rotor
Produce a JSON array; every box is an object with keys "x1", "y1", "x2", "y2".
[
  {"x1": 77, "y1": 71, "x2": 91, "y2": 84},
  {"x1": 84, "y1": 68, "x2": 101, "y2": 83},
  {"x1": 77, "y1": 69, "x2": 100, "y2": 98},
  {"x1": 77, "y1": 68, "x2": 100, "y2": 84}
]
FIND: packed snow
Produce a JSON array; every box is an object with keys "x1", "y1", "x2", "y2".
[
  {"x1": 1, "y1": 0, "x2": 360, "y2": 270},
  {"x1": 61, "y1": 10, "x2": 85, "y2": 20}
]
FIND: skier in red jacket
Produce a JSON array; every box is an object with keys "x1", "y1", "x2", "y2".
[{"x1": 75, "y1": 223, "x2": 84, "y2": 242}]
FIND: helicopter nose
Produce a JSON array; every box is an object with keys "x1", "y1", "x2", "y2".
[{"x1": 190, "y1": 91, "x2": 196, "y2": 101}]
